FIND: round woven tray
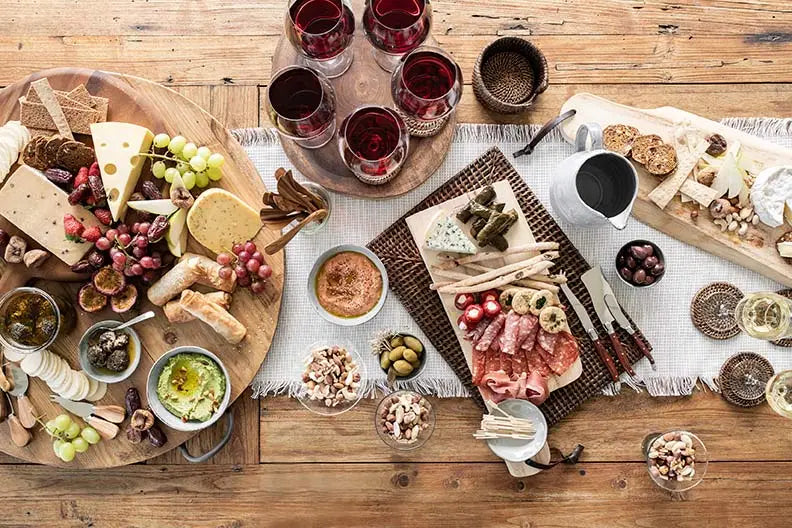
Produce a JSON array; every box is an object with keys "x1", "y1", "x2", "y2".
[
  {"x1": 718, "y1": 352, "x2": 774, "y2": 407},
  {"x1": 772, "y1": 289, "x2": 792, "y2": 347},
  {"x1": 472, "y1": 37, "x2": 548, "y2": 115},
  {"x1": 395, "y1": 108, "x2": 450, "y2": 138},
  {"x1": 690, "y1": 282, "x2": 743, "y2": 340}
]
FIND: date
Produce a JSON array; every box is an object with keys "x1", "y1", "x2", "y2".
[
  {"x1": 147, "y1": 215, "x2": 169, "y2": 242},
  {"x1": 44, "y1": 168, "x2": 74, "y2": 186},
  {"x1": 88, "y1": 174, "x2": 106, "y2": 203},
  {"x1": 141, "y1": 181, "x2": 163, "y2": 200}
]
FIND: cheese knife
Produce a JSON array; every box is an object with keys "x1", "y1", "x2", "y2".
[
  {"x1": 559, "y1": 282, "x2": 620, "y2": 382},
  {"x1": 50, "y1": 395, "x2": 123, "y2": 439},
  {"x1": 599, "y1": 271, "x2": 656, "y2": 370},
  {"x1": 580, "y1": 266, "x2": 636, "y2": 377}
]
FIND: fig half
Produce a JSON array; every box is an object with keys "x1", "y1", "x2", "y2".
[
  {"x1": 93, "y1": 266, "x2": 126, "y2": 296},
  {"x1": 111, "y1": 284, "x2": 138, "y2": 313},
  {"x1": 78, "y1": 283, "x2": 108, "y2": 313}
]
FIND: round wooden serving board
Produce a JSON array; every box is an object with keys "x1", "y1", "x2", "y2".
[
  {"x1": 271, "y1": 0, "x2": 456, "y2": 199},
  {"x1": 0, "y1": 68, "x2": 284, "y2": 468}
]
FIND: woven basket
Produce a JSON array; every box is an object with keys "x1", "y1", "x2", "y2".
[{"x1": 472, "y1": 37, "x2": 549, "y2": 114}]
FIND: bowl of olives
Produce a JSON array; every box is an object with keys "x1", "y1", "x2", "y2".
[
  {"x1": 616, "y1": 240, "x2": 666, "y2": 288},
  {"x1": 376, "y1": 333, "x2": 426, "y2": 383}
]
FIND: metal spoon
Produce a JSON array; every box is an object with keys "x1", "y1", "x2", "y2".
[{"x1": 114, "y1": 311, "x2": 156, "y2": 331}]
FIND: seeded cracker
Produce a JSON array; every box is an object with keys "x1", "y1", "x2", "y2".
[
  {"x1": 29, "y1": 79, "x2": 73, "y2": 140},
  {"x1": 644, "y1": 143, "x2": 679, "y2": 176}
]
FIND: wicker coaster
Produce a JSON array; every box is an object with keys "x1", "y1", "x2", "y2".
[
  {"x1": 718, "y1": 352, "x2": 774, "y2": 407},
  {"x1": 395, "y1": 108, "x2": 449, "y2": 138},
  {"x1": 772, "y1": 289, "x2": 792, "y2": 347},
  {"x1": 479, "y1": 51, "x2": 535, "y2": 105},
  {"x1": 691, "y1": 282, "x2": 743, "y2": 340}
]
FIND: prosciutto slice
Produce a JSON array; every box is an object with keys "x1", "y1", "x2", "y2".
[
  {"x1": 478, "y1": 371, "x2": 549, "y2": 405},
  {"x1": 475, "y1": 313, "x2": 505, "y2": 352},
  {"x1": 501, "y1": 311, "x2": 522, "y2": 355}
]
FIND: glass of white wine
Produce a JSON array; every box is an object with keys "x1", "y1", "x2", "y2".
[
  {"x1": 766, "y1": 370, "x2": 792, "y2": 419},
  {"x1": 734, "y1": 292, "x2": 792, "y2": 341}
]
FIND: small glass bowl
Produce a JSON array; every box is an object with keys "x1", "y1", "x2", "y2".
[
  {"x1": 298, "y1": 181, "x2": 332, "y2": 236},
  {"x1": 644, "y1": 430, "x2": 708, "y2": 493},
  {"x1": 0, "y1": 287, "x2": 69, "y2": 354},
  {"x1": 375, "y1": 390, "x2": 436, "y2": 451},
  {"x1": 296, "y1": 341, "x2": 366, "y2": 416}
]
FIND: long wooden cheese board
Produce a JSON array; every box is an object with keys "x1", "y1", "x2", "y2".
[
  {"x1": 560, "y1": 93, "x2": 792, "y2": 287},
  {"x1": 0, "y1": 68, "x2": 284, "y2": 468}
]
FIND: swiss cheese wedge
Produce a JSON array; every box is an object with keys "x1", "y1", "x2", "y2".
[{"x1": 91, "y1": 122, "x2": 154, "y2": 221}]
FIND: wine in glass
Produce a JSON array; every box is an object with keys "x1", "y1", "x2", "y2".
[
  {"x1": 391, "y1": 46, "x2": 462, "y2": 136},
  {"x1": 363, "y1": 0, "x2": 431, "y2": 72},
  {"x1": 735, "y1": 292, "x2": 792, "y2": 341},
  {"x1": 266, "y1": 65, "x2": 337, "y2": 149},
  {"x1": 338, "y1": 105, "x2": 409, "y2": 185},
  {"x1": 285, "y1": 0, "x2": 356, "y2": 78},
  {"x1": 766, "y1": 370, "x2": 792, "y2": 419}
]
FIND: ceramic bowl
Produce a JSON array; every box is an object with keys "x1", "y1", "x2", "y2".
[
  {"x1": 615, "y1": 239, "x2": 666, "y2": 289},
  {"x1": 146, "y1": 346, "x2": 232, "y2": 432},
  {"x1": 307, "y1": 244, "x2": 388, "y2": 326},
  {"x1": 78, "y1": 320, "x2": 142, "y2": 384}
]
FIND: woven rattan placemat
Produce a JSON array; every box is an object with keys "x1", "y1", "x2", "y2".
[{"x1": 368, "y1": 147, "x2": 650, "y2": 425}]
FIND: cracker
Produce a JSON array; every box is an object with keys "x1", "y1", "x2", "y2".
[
  {"x1": 67, "y1": 85, "x2": 95, "y2": 108},
  {"x1": 644, "y1": 143, "x2": 678, "y2": 176},
  {"x1": 20, "y1": 100, "x2": 99, "y2": 135},
  {"x1": 630, "y1": 134, "x2": 664, "y2": 164},
  {"x1": 25, "y1": 86, "x2": 92, "y2": 111},
  {"x1": 29, "y1": 79, "x2": 73, "y2": 140},
  {"x1": 648, "y1": 136, "x2": 709, "y2": 210},
  {"x1": 603, "y1": 124, "x2": 640, "y2": 156}
]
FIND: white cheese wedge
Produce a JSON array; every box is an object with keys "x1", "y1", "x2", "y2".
[
  {"x1": 127, "y1": 199, "x2": 179, "y2": 216},
  {"x1": 785, "y1": 200, "x2": 792, "y2": 227},
  {"x1": 0, "y1": 166, "x2": 103, "y2": 265},
  {"x1": 91, "y1": 122, "x2": 154, "y2": 221},
  {"x1": 187, "y1": 188, "x2": 261, "y2": 254},
  {"x1": 778, "y1": 242, "x2": 792, "y2": 258},
  {"x1": 424, "y1": 211, "x2": 477, "y2": 254},
  {"x1": 751, "y1": 166, "x2": 792, "y2": 228}
]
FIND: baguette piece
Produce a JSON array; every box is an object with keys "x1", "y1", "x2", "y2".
[
  {"x1": 179, "y1": 290, "x2": 246, "y2": 344},
  {"x1": 163, "y1": 291, "x2": 232, "y2": 323},
  {"x1": 182, "y1": 253, "x2": 236, "y2": 292},
  {"x1": 147, "y1": 254, "x2": 236, "y2": 305}
]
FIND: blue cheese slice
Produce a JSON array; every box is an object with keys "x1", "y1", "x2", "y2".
[{"x1": 424, "y1": 211, "x2": 477, "y2": 254}]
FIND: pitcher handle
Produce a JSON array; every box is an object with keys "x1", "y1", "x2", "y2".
[
  {"x1": 575, "y1": 123, "x2": 603, "y2": 152},
  {"x1": 524, "y1": 443, "x2": 584, "y2": 471}
]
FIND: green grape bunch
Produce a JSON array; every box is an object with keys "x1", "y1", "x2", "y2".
[
  {"x1": 146, "y1": 133, "x2": 226, "y2": 190},
  {"x1": 40, "y1": 413, "x2": 101, "y2": 463}
]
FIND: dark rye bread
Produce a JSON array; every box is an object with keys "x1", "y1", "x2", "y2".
[
  {"x1": 644, "y1": 143, "x2": 679, "y2": 176},
  {"x1": 56, "y1": 141, "x2": 95, "y2": 173},
  {"x1": 603, "y1": 124, "x2": 640, "y2": 156},
  {"x1": 21, "y1": 136, "x2": 48, "y2": 170},
  {"x1": 44, "y1": 136, "x2": 69, "y2": 167},
  {"x1": 630, "y1": 134, "x2": 664, "y2": 164}
]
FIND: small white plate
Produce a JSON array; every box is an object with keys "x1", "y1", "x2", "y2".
[{"x1": 485, "y1": 399, "x2": 548, "y2": 463}]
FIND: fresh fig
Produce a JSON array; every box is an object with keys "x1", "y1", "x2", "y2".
[
  {"x1": 78, "y1": 283, "x2": 108, "y2": 313},
  {"x1": 93, "y1": 266, "x2": 126, "y2": 296},
  {"x1": 111, "y1": 284, "x2": 138, "y2": 313}
]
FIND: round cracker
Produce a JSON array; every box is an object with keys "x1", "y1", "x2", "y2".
[
  {"x1": 603, "y1": 124, "x2": 640, "y2": 156},
  {"x1": 47, "y1": 360, "x2": 71, "y2": 391},
  {"x1": 73, "y1": 372, "x2": 91, "y2": 401},
  {"x1": 644, "y1": 143, "x2": 679, "y2": 176},
  {"x1": 35, "y1": 350, "x2": 55, "y2": 380},
  {"x1": 2, "y1": 345, "x2": 25, "y2": 363},
  {"x1": 20, "y1": 351, "x2": 44, "y2": 376},
  {"x1": 630, "y1": 134, "x2": 664, "y2": 164},
  {"x1": 61, "y1": 371, "x2": 84, "y2": 400},
  {"x1": 85, "y1": 379, "x2": 107, "y2": 402}
]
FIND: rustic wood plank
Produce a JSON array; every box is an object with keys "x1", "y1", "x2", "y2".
[
  {"x1": 176, "y1": 85, "x2": 260, "y2": 129},
  {"x1": 2, "y1": 34, "x2": 792, "y2": 85},
  {"x1": 261, "y1": 392, "x2": 792, "y2": 463},
  {"x1": 3, "y1": 0, "x2": 790, "y2": 36},
  {"x1": 0, "y1": 462, "x2": 789, "y2": 527}
]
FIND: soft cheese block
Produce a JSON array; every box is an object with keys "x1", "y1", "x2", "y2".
[
  {"x1": 187, "y1": 188, "x2": 261, "y2": 254},
  {"x1": 751, "y1": 165, "x2": 792, "y2": 228},
  {"x1": 91, "y1": 122, "x2": 154, "y2": 221},
  {"x1": 424, "y1": 211, "x2": 477, "y2": 254},
  {"x1": 0, "y1": 165, "x2": 103, "y2": 265}
]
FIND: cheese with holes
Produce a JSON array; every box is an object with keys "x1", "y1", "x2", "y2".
[
  {"x1": 778, "y1": 242, "x2": 792, "y2": 258},
  {"x1": 424, "y1": 211, "x2": 477, "y2": 254},
  {"x1": 187, "y1": 189, "x2": 261, "y2": 254},
  {"x1": 91, "y1": 122, "x2": 154, "y2": 221},
  {"x1": 0, "y1": 165, "x2": 102, "y2": 265}
]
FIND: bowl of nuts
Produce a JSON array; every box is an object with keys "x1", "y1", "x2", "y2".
[
  {"x1": 645, "y1": 430, "x2": 708, "y2": 492},
  {"x1": 615, "y1": 240, "x2": 666, "y2": 288},
  {"x1": 297, "y1": 342, "x2": 365, "y2": 416},
  {"x1": 375, "y1": 390, "x2": 435, "y2": 451}
]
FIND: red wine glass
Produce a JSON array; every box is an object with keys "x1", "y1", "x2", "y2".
[
  {"x1": 285, "y1": 0, "x2": 356, "y2": 78},
  {"x1": 266, "y1": 65, "x2": 337, "y2": 149},
  {"x1": 338, "y1": 106, "x2": 410, "y2": 185},
  {"x1": 363, "y1": 0, "x2": 432, "y2": 72},
  {"x1": 391, "y1": 46, "x2": 462, "y2": 135}
]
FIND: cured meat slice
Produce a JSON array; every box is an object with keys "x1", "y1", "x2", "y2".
[
  {"x1": 466, "y1": 318, "x2": 491, "y2": 343},
  {"x1": 544, "y1": 331, "x2": 580, "y2": 376},
  {"x1": 527, "y1": 343, "x2": 552, "y2": 377},
  {"x1": 520, "y1": 315, "x2": 540, "y2": 351},
  {"x1": 471, "y1": 346, "x2": 487, "y2": 385},
  {"x1": 500, "y1": 352, "x2": 513, "y2": 377},
  {"x1": 475, "y1": 313, "x2": 505, "y2": 352},
  {"x1": 536, "y1": 328, "x2": 559, "y2": 353},
  {"x1": 510, "y1": 347, "x2": 528, "y2": 377},
  {"x1": 484, "y1": 343, "x2": 501, "y2": 374},
  {"x1": 516, "y1": 314, "x2": 537, "y2": 350},
  {"x1": 501, "y1": 311, "x2": 521, "y2": 355},
  {"x1": 478, "y1": 371, "x2": 549, "y2": 405},
  {"x1": 522, "y1": 371, "x2": 549, "y2": 406}
]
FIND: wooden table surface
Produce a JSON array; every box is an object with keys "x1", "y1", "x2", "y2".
[{"x1": 2, "y1": 1, "x2": 792, "y2": 526}]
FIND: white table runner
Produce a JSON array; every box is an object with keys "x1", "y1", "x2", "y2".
[{"x1": 236, "y1": 119, "x2": 792, "y2": 398}]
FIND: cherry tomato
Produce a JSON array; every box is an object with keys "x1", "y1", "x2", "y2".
[
  {"x1": 480, "y1": 290, "x2": 499, "y2": 303},
  {"x1": 457, "y1": 314, "x2": 469, "y2": 332}
]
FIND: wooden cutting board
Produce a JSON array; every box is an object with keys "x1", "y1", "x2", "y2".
[
  {"x1": 0, "y1": 68, "x2": 284, "y2": 468},
  {"x1": 560, "y1": 93, "x2": 792, "y2": 287}
]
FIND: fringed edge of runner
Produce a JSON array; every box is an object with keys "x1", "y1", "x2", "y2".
[
  {"x1": 250, "y1": 377, "x2": 471, "y2": 400},
  {"x1": 601, "y1": 375, "x2": 721, "y2": 397}
]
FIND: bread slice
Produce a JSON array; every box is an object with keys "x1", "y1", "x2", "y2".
[
  {"x1": 44, "y1": 136, "x2": 69, "y2": 167},
  {"x1": 21, "y1": 135, "x2": 49, "y2": 170},
  {"x1": 630, "y1": 134, "x2": 664, "y2": 164},
  {"x1": 644, "y1": 143, "x2": 679, "y2": 176},
  {"x1": 603, "y1": 124, "x2": 640, "y2": 156},
  {"x1": 20, "y1": 99, "x2": 99, "y2": 135},
  {"x1": 57, "y1": 141, "x2": 95, "y2": 173}
]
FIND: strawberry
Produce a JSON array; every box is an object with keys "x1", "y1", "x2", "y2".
[
  {"x1": 73, "y1": 167, "x2": 89, "y2": 189},
  {"x1": 93, "y1": 208, "x2": 113, "y2": 226},
  {"x1": 88, "y1": 162, "x2": 100, "y2": 178},
  {"x1": 63, "y1": 214, "x2": 85, "y2": 242},
  {"x1": 82, "y1": 226, "x2": 102, "y2": 243}
]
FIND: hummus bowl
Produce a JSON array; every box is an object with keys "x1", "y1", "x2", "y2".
[
  {"x1": 308, "y1": 244, "x2": 389, "y2": 326},
  {"x1": 146, "y1": 346, "x2": 232, "y2": 432}
]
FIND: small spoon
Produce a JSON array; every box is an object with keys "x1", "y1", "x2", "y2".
[{"x1": 114, "y1": 311, "x2": 156, "y2": 331}]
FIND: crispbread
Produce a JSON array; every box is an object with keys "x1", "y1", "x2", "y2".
[
  {"x1": 644, "y1": 143, "x2": 679, "y2": 176},
  {"x1": 630, "y1": 134, "x2": 664, "y2": 164},
  {"x1": 603, "y1": 124, "x2": 640, "y2": 156},
  {"x1": 67, "y1": 85, "x2": 95, "y2": 108},
  {"x1": 20, "y1": 100, "x2": 99, "y2": 136},
  {"x1": 57, "y1": 140, "x2": 95, "y2": 173},
  {"x1": 25, "y1": 85, "x2": 92, "y2": 111},
  {"x1": 28, "y1": 79, "x2": 74, "y2": 139}
]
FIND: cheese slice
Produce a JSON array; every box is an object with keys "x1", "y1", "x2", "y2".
[
  {"x1": 187, "y1": 188, "x2": 261, "y2": 254},
  {"x1": 778, "y1": 242, "x2": 792, "y2": 258},
  {"x1": 0, "y1": 166, "x2": 103, "y2": 265},
  {"x1": 424, "y1": 211, "x2": 477, "y2": 254},
  {"x1": 751, "y1": 166, "x2": 792, "y2": 228},
  {"x1": 91, "y1": 122, "x2": 154, "y2": 221},
  {"x1": 784, "y1": 199, "x2": 792, "y2": 227}
]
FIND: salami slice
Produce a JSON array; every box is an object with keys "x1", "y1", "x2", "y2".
[
  {"x1": 536, "y1": 328, "x2": 559, "y2": 353},
  {"x1": 502, "y1": 311, "x2": 521, "y2": 355},
  {"x1": 467, "y1": 318, "x2": 491, "y2": 343},
  {"x1": 491, "y1": 332, "x2": 501, "y2": 353},
  {"x1": 471, "y1": 346, "x2": 487, "y2": 385},
  {"x1": 520, "y1": 315, "x2": 539, "y2": 351},
  {"x1": 475, "y1": 313, "x2": 505, "y2": 352},
  {"x1": 544, "y1": 331, "x2": 580, "y2": 376},
  {"x1": 526, "y1": 343, "x2": 552, "y2": 377},
  {"x1": 484, "y1": 343, "x2": 501, "y2": 375},
  {"x1": 510, "y1": 347, "x2": 529, "y2": 377},
  {"x1": 500, "y1": 352, "x2": 513, "y2": 377}
]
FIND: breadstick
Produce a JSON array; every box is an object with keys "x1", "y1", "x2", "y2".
[
  {"x1": 179, "y1": 290, "x2": 247, "y2": 344},
  {"x1": 438, "y1": 252, "x2": 558, "y2": 291},
  {"x1": 438, "y1": 261, "x2": 554, "y2": 295},
  {"x1": 163, "y1": 291, "x2": 233, "y2": 323},
  {"x1": 464, "y1": 264, "x2": 563, "y2": 292},
  {"x1": 445, "y1": 243, "x2": 559, "y2": 265},
  {"x1": 512, "y1": 278, "x2": 560, "y2": 293}
]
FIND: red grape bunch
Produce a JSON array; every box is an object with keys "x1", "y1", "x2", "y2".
[
  {"x1": 216, "y1": 240, "x2": 273, "y2": 294},
  {"x1": 93, "y1": 219, "x2": 169, "y2": 285}
]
